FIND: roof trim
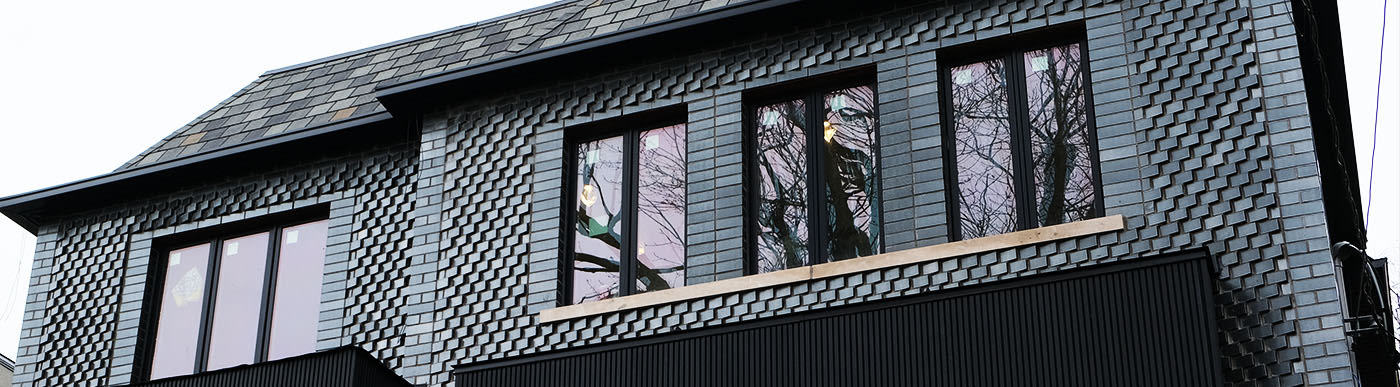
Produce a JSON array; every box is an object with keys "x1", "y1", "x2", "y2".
[
  {"x1": 373, "y1": 0, "x2": 800, "y2": 101},
  {"x1": 0, "y1": 111, "x2": 394, "y2": 233},
  {"x1": 260, "y1": 0, "x2": 575, "y2": 77}
]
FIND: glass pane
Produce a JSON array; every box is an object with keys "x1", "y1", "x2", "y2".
[
  {"x1": 268, "y1": 220, "x2": 329, "y2": 360},
  {"x1": 755, "y1": 99, "x2": 810, "y2": 272},
  {"x1": 822, "y1": 85, "x2": 880, "y2": 260},
  {"x1": 1024, "y1": 43, "x2": 1096, "y2": 226},
  {"x1": 950, "y1": 59, "x2": 1018, "y2": 238},
  {"x1": 573, "y1": 135, "x2": 625, "y2": 303},
  {"x1": 636, "y1": 124, "x2": 687, "y2": 292},
  {"x1": 205, "y1": 233, "x2": 270, "y2": 371},
  {"x1": 150, "y1": 244, "x2": 211, "y2": 379}
]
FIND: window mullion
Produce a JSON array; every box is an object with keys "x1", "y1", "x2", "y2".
[
  {"x1": 807, "y1": 93, "x2": 826, "y2": 266},
  {"x1": 621, "y1": 130, "x2": 640, "y2": 296},
  {"x1": 1007, "y1": 52, "x2": 1038, "y2": 231},
  {"x1": 255, "y1": 227, "x2": 283, "y2": 363},
  {"x1": 561, "y1": 139, "x2": 577, "y2": 305},
  {"x1": 193, "y1": 240, "x2": 222, "y2": 374}
]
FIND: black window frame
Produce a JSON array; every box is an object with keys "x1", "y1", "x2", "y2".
[
  {"x1": 137, "y1": 205, "x2": 329, "y2": 381},
  {"x1": 938, "y1": 26, "x2": 1105, "y2": 241},
  {"x1": 559, "y1": 106, "x2": 689, "y2": 305},
  {"x1": 743, "y1": 69, "x2": 884, "y2": 275}
]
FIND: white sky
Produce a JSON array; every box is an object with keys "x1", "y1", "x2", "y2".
[{"x1": 0, "y1": 0, "x2": 1394, "y2": 361}]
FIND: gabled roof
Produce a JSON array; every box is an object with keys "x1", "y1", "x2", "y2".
[
  {"x1": 1, "y1": 0, "x2": 789, "y2": 233},
  {"x1": 119, "y1": 0, "x2": 751, "y2": 171}
]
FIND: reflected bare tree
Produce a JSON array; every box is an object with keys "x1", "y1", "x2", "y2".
[
  {"x1": 951, "y1": 59, "x2": 1017, "y2": 238},
  {"x1": 823, "y1": 86, "x2": 879, "y2": 260},
  {"x1": 950, "y1": 43, "x2": 1096, "y2": 239},
  {"x1": 573, "y1": 126, "x2": 689, "y2": 303},
  {"x1": 1025, "y1": 44, "x2": 1095, "y2": 225},
  {"x1": 756, "y1": 100, "x2": 810, "y2": 272}
]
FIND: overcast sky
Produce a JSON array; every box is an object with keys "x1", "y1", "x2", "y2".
[{"x1": 0, "y1": 1, "x2": 1395, "y2": 361}]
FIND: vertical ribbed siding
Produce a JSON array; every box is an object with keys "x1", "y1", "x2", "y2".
[
  {"x1": 457, "y1": 252, "x2": 1220, "y2": 386},
  {"x1": 130, "y1": 347, "x2": 408, "y2": 387}
]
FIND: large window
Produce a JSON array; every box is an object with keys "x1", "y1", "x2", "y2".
[
  {"x1": 943, "y1": 39, "x2": 1102, "y2": 240},
  {"x1": 147, "y1": 218, "x2": 329, "y2": 379},
  {"x1": 568, "y1": 122, "x2": 687, "y2": 304},
  {"x1": 749, "y1": 81, "x2": 882, "y2": 274}
]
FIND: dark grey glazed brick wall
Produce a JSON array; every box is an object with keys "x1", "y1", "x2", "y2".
[
  {"x1": 12, "y1": 142, "x2": 419, "y2": 387},
  {"x1": 423, "y1": 1, "x2": 1344, "y2": 387},
  {"x1": 12, "y1": 0, "x2": 1358, "y2": 386}
]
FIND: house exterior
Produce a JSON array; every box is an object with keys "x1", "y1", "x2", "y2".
[
  {"x1": 1, "y1": 353, "x2": 13, "y2": 387},
  {"x1": 1, "y1": 0, "x2": 1394, "y2": 386}
]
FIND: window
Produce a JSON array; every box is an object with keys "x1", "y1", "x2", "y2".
[
  {"x1": 147, "y1": 218, "x2": 329, "y2": 379},
  {"x1": 568, "y1": 122, "x2": 687, "y2": 304},
  {"x1": 748, "y1": 81, "x2": 882, "y2": 274},
  {"x1": 943, "y1": 38, "x2": 1102, "y2": 240}
]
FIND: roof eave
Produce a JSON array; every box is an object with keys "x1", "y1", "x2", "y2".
[
  {"x1": 0, "y1": 111, "x2": 396, "y2": 234},
  {"x1": 1, "y1": 0, "x2": 805, "y2": 234}
]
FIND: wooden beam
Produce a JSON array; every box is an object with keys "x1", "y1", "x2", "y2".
[{"x1": 539, "y1": 215, "x2": 1125, "y2": 323}]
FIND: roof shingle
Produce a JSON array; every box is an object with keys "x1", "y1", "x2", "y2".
[{"x1": 120, "y1": 0, "x2": 753, "y2": 171}]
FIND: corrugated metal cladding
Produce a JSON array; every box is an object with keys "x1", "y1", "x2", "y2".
[
  {"x1": 456, "y1": 252, "x2": 1221, "y2": 387},
  {"x1": 131, "y1": 347, "x2": 409, "y2": 387}
]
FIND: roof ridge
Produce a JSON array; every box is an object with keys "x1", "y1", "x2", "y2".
[{"x1": 259, "y1": 0, "x2": 578, "y2": 77}]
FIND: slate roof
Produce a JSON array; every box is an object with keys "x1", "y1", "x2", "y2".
[{"x1": 119, "y1": 0, "x2": 750, "y2": 171}]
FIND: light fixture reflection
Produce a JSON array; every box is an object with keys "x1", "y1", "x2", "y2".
[
  {"x1": 580, "y1": 184, "x2": 598, "y2": 207},
  {"x1": 823, "y1": 121, "x2": 836, "y2": 143}
]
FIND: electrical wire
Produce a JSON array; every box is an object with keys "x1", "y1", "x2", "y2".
[
  {"x1": 0, "y1": 231, "x2": 25, "y2": 324},
  {"x1": 1367, "y1": 0, "x2": 1390, "y2": 227}
]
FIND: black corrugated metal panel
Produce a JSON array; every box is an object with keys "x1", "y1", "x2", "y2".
[
  {"x1": 455, "y1": 250, "x2": 1222, "y2": 387},
  {"x1": 131, "y1": 346, "x2": 409, "y2": 387}
]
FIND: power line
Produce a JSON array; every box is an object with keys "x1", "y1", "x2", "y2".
[{"x1": 1367, "y1": 0, "x2": 1390, "y2": 227}]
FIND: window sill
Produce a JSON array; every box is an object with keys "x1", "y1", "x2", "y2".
[{"x1": 539, "y1": 214, "x2": 1125, "y2": 323}]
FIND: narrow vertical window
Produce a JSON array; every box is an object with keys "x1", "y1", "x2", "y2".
[
  {"x1": 150, "y1": 243, "x2": 211, "y2": 380},
  {"x1": 749, "y1": 80, "x2": 881, "y2": 274},
  {"x1": 945, "y1": 38, "x2": 1102, "y2": 240},
  {"x1": 573, "y1": 135, "x2": 626, "y2": 303},
  {"x1": 568, "y1": 121, "x2": 687, "y2": 304},
  {"x1": 754, "y1": 99, "x2": 810, "y2": 272},
  {"x1": 635, "y1": 124, "x2": 687, "y2": 292},
  {"x1": 205, "y1": 233, "x2": 270, "y2": 371},
  {"x1": 822, "y1": 85, "x2": 881, "y2": 260},
  {"x1": 949, "y1": 59, "x2": 1017, "y2": 239},
  {"x1": 1023, "y1": 43, "x2": 1096, "y2": 226},
  {"x1": 267, "y1": 220, "x2": 329, "y2": 360}
]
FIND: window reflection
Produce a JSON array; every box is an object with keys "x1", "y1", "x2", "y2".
[
  {"x1": 823, "y1": 85, "x2": 880, "y2": 261},
  {"x1": 1024, "y1": 43, "x2": 1096, "y2": 226},
  {"x1": 150, "y1": 243, "x2": 211, "y2": 379},
  {"x1": 573, "y1": 135, "x2": 625, "y2": 303},
  {"x1": 950, "y1": 59, "x2": 1018, "y2": 238},
  {"x1": 755, "y1": 99, "x2": 810, "y2": 272},
  {"x1": 636, "y1": 125, "x2": 687, "y2": 292},
  {"x1": 947, "y1": 42, "x2": 1099, "y2": 239}
]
